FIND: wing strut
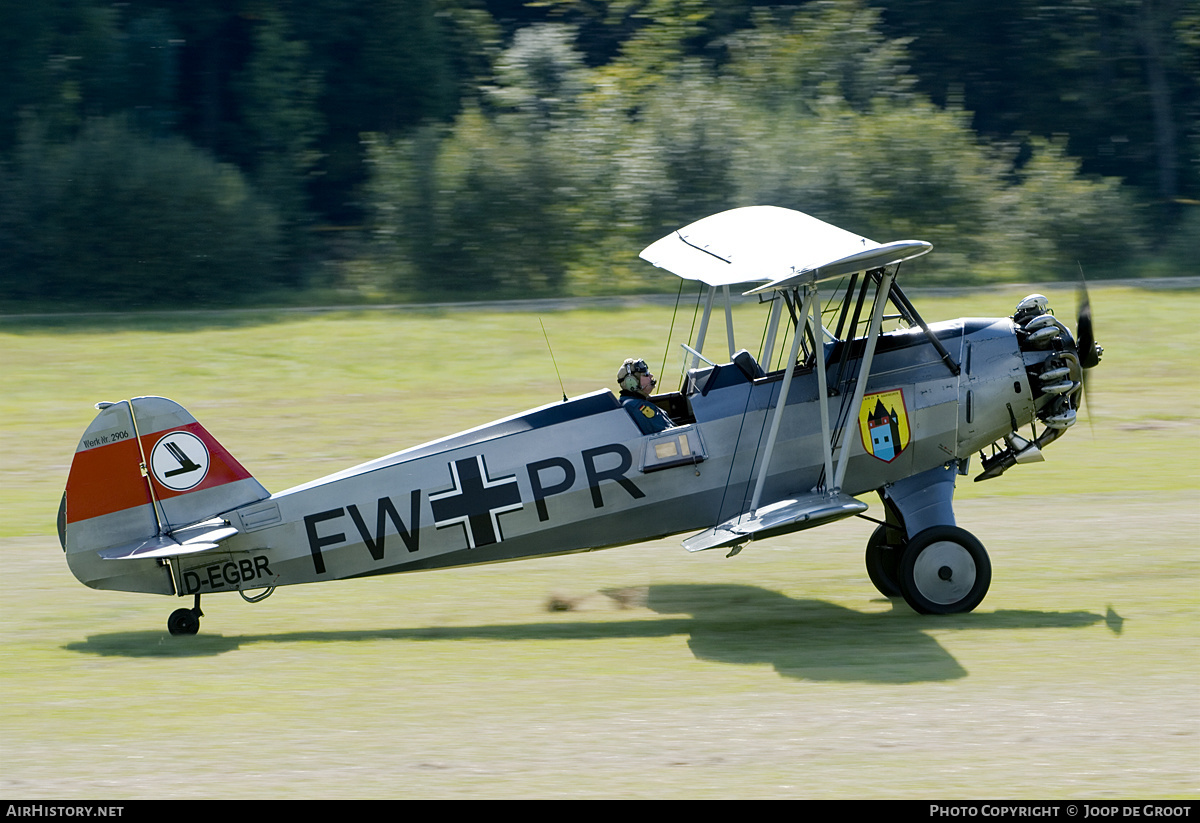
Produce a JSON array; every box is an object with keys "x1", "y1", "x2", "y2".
[
  {"x1": 747, "y1": 266, "x2": 894, "y2": 511},
  {"x1": 831, "y1": 267, "x2": 895, "y2": 492},
  {"x1": 749, "y1": 284, "x2": 816, "y2": 513},
  {"x1": 722, "y1": 285, "x2": 736, "y2": 361},
  {"x1": 690, "y1": 286, "x2": 718, "y2": 370},
  {"x1": 759, "y1": 293, "x2": 784, "y2": 369},
  {"x1": 811, "y1": 285, "x2": 835, "y2": 492},
  {"x1": 888, "y1": 281, "x2": 960, "y2": 376},
  {"x1": 679, "y1": 268, "x2": 900, "y2": 554},
  {"x1": 684, "y1": 283, "x2": 742, "y2": 372},
  {"x1": 685, "y1": 278, "x2": 868, "y2": 554}
]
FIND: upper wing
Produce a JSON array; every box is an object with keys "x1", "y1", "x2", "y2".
[
  {"x1": 742, "y1": 240, "x2": 932, "y2": 294},
  {"x1": 639, "y1": 206, "x2": 930, "y2": 290}
]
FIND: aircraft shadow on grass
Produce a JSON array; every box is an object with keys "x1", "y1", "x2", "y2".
[{"x1": 65, "y1": 583, "x2": 1118, "y2": 683}]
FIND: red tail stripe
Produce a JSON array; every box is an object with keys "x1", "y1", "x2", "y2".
[
  {"x1": 65, "y1": 422, "x2": 254, "y2": 524},
  {"x1": 65, "y1": 438, "x2": 154, "y2": 524}
]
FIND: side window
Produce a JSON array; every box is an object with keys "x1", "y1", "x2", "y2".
[{"x1": 638, "y1": 426, "x2": 707, "y2": 473}]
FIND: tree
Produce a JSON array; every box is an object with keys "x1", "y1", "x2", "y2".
[
  {"x1": 0, "y1": 117, "x2": 282, "y2": 308},
  {"x1": 288, "y1": 0, "x2": 464, "y2": 220},
  {"x1": 365, "y1": 106, "x2": 582, "y2": 295},
  {"x1": 234, "y1": 9, "x2": 324, "y2": 277},
  {"x1": 870, "y1": 0, "x2": 1199, "y2": 208}
]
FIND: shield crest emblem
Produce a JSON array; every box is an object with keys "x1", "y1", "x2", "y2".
[{"x1": 858, "y1": 389, "x2": 910, "y2": 463}]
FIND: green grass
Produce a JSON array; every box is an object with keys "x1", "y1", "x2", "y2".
[{"x1": 1, "y1": 284, "x2": 1197, "y2": 798}]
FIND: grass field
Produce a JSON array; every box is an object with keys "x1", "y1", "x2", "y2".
[{"x1": 2, "y1": 284, "x2": 1197, "y2": 798}]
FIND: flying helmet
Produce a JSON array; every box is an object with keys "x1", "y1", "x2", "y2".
[{"x1": 617, "y1": 358, "x2": 655, "y2": 393}]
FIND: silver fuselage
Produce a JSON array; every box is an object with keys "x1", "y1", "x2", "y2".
[{"x1": 70, "y1": 317, "x2": 1033, "y2": 598}]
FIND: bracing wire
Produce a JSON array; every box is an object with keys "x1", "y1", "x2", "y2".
[{"x1": 539, "y1": 318, "x2": 568, "y2": 402}]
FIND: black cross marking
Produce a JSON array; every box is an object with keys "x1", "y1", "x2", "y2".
[{"x1": 429, "y1": 455, "x2": 523, "y2": 549}]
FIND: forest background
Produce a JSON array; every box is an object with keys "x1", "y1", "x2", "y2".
[{"x1": 1, "y1": 0, "x2": 1197, "y2": 310}]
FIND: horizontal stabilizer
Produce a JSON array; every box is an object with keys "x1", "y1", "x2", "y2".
[
  {"x1": 682, "y1": 493, "x2": 867, "y2": 553},
  {"x1": 98, "y1": 522, "x2": 239, "y2": 560}
]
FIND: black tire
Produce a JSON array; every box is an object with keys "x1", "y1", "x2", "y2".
[
  {"x1": 898, "y1": 526, "x2": 991, "y2": 615},
  {"x1": 167, "y1": 608, "x2": 200, "y2": 636},
  {"x1": 865, "y1": 525, "x2": 903, "y2": 598}
]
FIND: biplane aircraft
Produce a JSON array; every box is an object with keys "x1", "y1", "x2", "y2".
[{"x1": 59, "y1": 206, "x2": 1101, "y2": 634}]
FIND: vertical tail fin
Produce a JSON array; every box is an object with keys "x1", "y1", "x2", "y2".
[{"x1": 62, "y1": 397, "x2": 269, "y2": 593}]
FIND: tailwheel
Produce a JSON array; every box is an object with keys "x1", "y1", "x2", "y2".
[
  {"x1": 865, "y1": 524, "x2": 903, "y2": 598},
  {"x1": 167, "y1": 608, "x2": 200, "y2": 635},
  {"x1": 167, "y1": 594, "x2": 203, "y2": 636},
  {"x1": 898, "y1": 526, "x2": 991, "y2": 615}
]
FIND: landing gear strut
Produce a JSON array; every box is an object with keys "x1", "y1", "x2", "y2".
[
  {"x1": 167, "y1": 594, "x2": 203, "y2": 636},
  {"x1": 869, "y1": 465, "x2": 992, "y2": 615}
]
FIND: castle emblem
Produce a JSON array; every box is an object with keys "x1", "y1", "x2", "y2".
[{"x1": 858, "y1": 389, "x2": 910, "y2": 463}]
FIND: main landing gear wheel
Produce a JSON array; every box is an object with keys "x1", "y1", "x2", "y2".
[
  {"x1": 865, "y1": 525, "x2": 903, "y2": 598},
  {"x1": 898, "y1": 526, "x2": 991, "y2": 615}
]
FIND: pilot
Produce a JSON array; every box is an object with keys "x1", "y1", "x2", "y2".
[{"x1": 617, "y1": 358, "x2": 674, "y2": 435}]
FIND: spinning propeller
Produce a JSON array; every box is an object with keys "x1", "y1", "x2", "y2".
[
  {"x1": 1076, "y1": 279, "x2": 1100, "y2": 368},
  {"x1": 1075, "y1": 273, "x2": 1103, "y2": 418}
]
